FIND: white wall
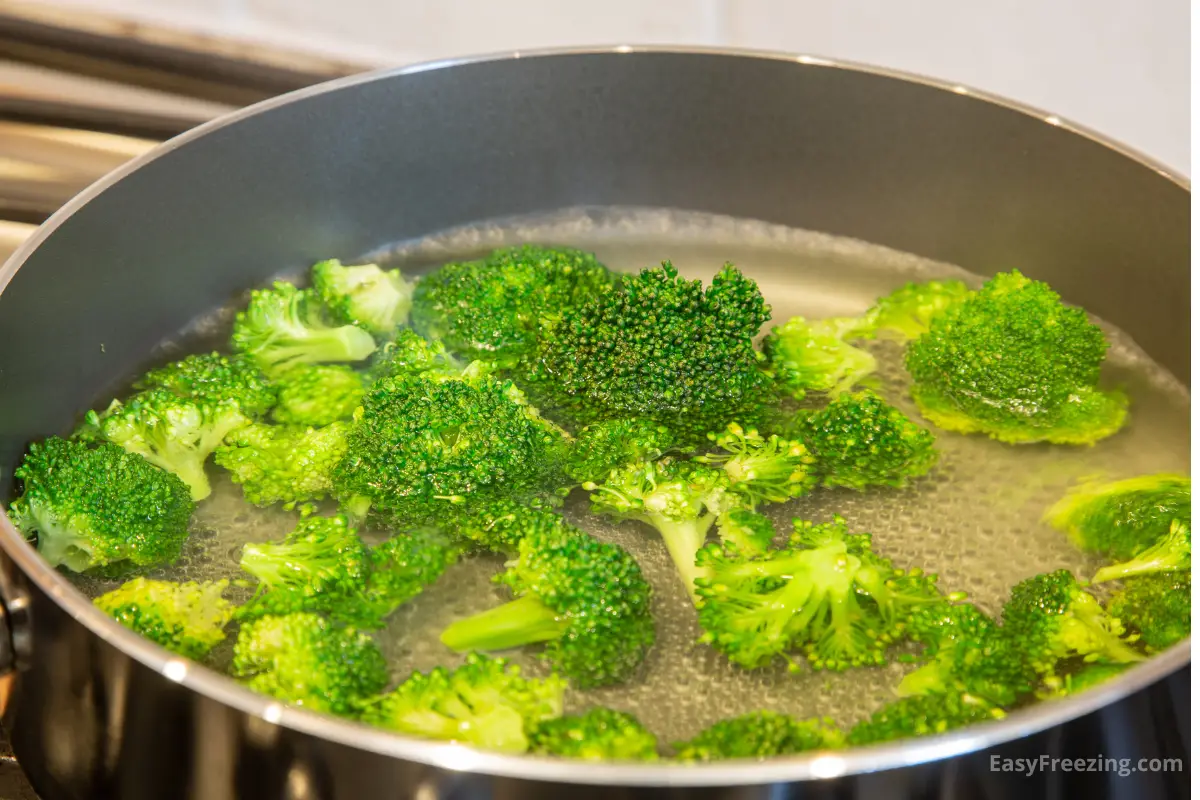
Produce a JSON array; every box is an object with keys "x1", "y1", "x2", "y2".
[{"x1": 32, "y1": 0, "x2": 1191, "y2": 174}]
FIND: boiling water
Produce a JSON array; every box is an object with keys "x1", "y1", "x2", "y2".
[{"x1": 71, "y1": 208, "x2": 1191, "y2": 746}]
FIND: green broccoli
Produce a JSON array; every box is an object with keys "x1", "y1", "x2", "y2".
[
  {"x1": 694, "y1": 423, "x2": 816, "y2": 506},
  {"x1": 361, "y1": 530, "x2": 462, "y2": 622},
  {"x1": 865, "y1": 279, "x2": 972, "y2": 341},
  {"x1": 791, "y1": 391, "x2": 937, "y2": 490},
  {"x1": 94, "y1": 577, "x2": 233, "y2": 660},
  {"x1": 674, "y1": 711, "x2": 844, "y2": 761},
  {"x1": 136, "y1": 351, "x2": 277, "y2": 417},
  {"x1": 524, "y1": 262, "x2": 777, "y2": 444},
  {"x1": 905, "y1": 271, "x2": 1128, "y2": 445},
  {"x1": 271, "y1": 364, "x2": 366, "y2": 427},
  {"x1": 1001, "y1": 570, "x2": 1144, "y2": 678},
  {"x1": 715, "y1": 508, "x2": 776, "y2": 557},
  {"x1": 695, "y1": 516, "x2": 944, "y2": 671},
  {"x1": 411, "y1": 245, "x2": 614, "y2": 368},
  {"x1": 360, "y1": 652, "x2": 565, "y2": 753},
  {"x1": 231, "y1": 612, "x2": 388, "y2": 716},
  {"x1": 448, "y1": 498, "x2": 568, "y2": 554},
  {"x1": 529, "y1": 707, "x2": 659, "y2": 761},
  {"x1": 1092, "y1": 518, "x2": 1190, "y2": 584},
  {"x1": 1040, "y1": 662, "x2": 1134, "y2": 698},
  {"x1": 1108, "y1": 571, "x2": 1190, "y2": 653},
  {"x1": 232, "y1": 281, "x2": 377, "y2": 374},
  {"x1": 366, "y1": 328, "x2": 469, "y2": 383},
  {"x1": 311, "y1": 259, "x2": 414, "y2": 336},
  {"x1": 441, "y1": 520, "x2": 654, "y2": 688},
  {"x1": 847, "y1": 692, "x2": 1005, "y2": 745},
  {"x1": 8, "y1": 437, "x2": 194, "y2": 571},
  {"x1": 762, "y1": 315, "x2": 877, "y2": 401},
  {"x1": 565, "y1": 418, "x2": 677, "y2": 485},
  {"x1": 213, "y1": 421, "x2": 348, "y2": 508}
]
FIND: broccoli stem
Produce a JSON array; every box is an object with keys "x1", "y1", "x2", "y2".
[
  {"x1": 896, "y1": 657, "x2": 949, "y2": 697},
  {"x1": 1061, "y1": 609, "x2": 1145, "y2": 665},
  {"x1": 440, "y1": 595, "x2": 569, "y2": 652},
  {"x1": 651, "y1": 515, "x2": 714, "y2": 604},
  {"x1": 166, "y1": 457, "x2": 212, "y2": 502}
]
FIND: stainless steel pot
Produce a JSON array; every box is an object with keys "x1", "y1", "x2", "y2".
[{"x1": 0, "y1": 48, "x2": 1188, "y2": 800}]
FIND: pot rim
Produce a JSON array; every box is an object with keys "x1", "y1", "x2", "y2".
[{"x1": 0, "y1": 45, "x2": 1188, "y2": 786}]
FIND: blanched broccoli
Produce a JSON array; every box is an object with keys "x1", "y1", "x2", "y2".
[
  {"x1": 715, "y1": 508, "x2": 776, "y2": 557},
  {"x1": 1001, "y1": 570, "x2": 1144, "y2": 678},
  {"x1": 448, "y1": 498, "x2": 568, "y2": 554},
  {"x1": 1040, "y1": 662, "x2": 1134, "y2": 698},
  {"x1": 214, "y1": 421, "x2": 348, "y2": 508},
  {"x1": 366, "y1": 328, "x2": 468, "y2": 383},
  {"x1": 1092, "y1": 518, "x2": 1190, "y2": 584},
  {"x1": 94, "y1": 577, "x2": 233, "y2": 660},
  {"x1": 674, "y1": 711, "x2": 844, "y2": 761},
  {"x1": 89, "y1": 388, "x2": 250, "y2": 501},
  {"x1": 271, "y1": 364, "x2": 365, "y2": 427},
  {"x1": 311, "y1": 259, "x2": 413, "y2": 336},
  {"x1": 905, "y1": 271, "x2": 1128, "y2": 445},
  {"x1": 762, "y1": 315, "x2": 877, "y2": 401},
  {"x1": 524, "y1": 262, "x2": 777, "y2": 444},
  {"x1": 9, "y1": 437, "x2": 194, "y2": 571},
  {"x1": 865, "y1": 279, "x2": 972, "y2": 341},
  {"x1": 360, "y1": 652, "x2": 565, "y2": 753},
  {"x1": 1108, "y1": 571, "x2": 1190, "y2": 653},
  {"x1": 232, "y1": 281, "x2": 376, "y2": 374},
  {"x1": 565, "y1": 418, "x2": 677, "y2": 485},
  {"x1": 694, "y1": 423, "x2": 816, "y2": 506},
  {"x1": 362, "y1": 530, "x2": 461, "y2": 622},
  {"x1": 847, "y1": 692, "x2": 1005, "y2": 745},
  {"x1": 695, "y1": 516, "x2": 944, "y2": 671},
  {"x1": 529, "y1": 707, "x2": 659, "y2": 761},
  {"x1": 231, "y1": 612, "x2": 388, "y2": 716},
  {"x1": 792, "y1": 391, "x2": 937, "y2": 490},
  {"x1": 441, "y1": 520, "x2": 654, "y2": 688},
  {"x1": 137, "y1": 351, "x2": 277, "y2": 417},
  {"x1": 412, "y1": 245, "x2": 614, "y2": 368}
]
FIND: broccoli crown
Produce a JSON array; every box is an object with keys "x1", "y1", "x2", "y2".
[
  {"x1": 1045, "y1": 473, "x2": 1190, "y2": 561},
  {"x1": 136, "y1": 351, "x2": 277, "y2": 417},
  {"x1": 695, "y1": 516, "x2": 942, "y2": 671},
  {"x1": 367, "y1": 329, "x2": 468, "y2": 383},
  {"x1": 529, "y1": 707, "x2": 659, "y2": 761},
  {"x1": 716, "y1": 508, "x2": 776, "y2": 557},
  {"x1": 360, "y1": 652, "x2": 566, "y2": 753},
  {"x1": 9, "y1": 437, "x2": 194, "y2": 572},
  {"x1": 695, "y1": 423, "x2": 816, "y2": 506},
  {"x1": 450, "y1": 498, "x2": 568, "y2": 554},
  {"x1": 1001, "y1": 570, "x2": 1144, "y2": 676},
  {"x1": 900, "y1": 602, "x2": 1032, "y2": 706},
  {"x1": 904, "y1": 270, "x2": 1127, "y2": 445},
  {"x1": 847, "y1": 692, "x2": 1005, "y2": 746},
  {"x1": 762, "y1": 315, "x2": 877, "y2": 400},
  {"x1": 231, "y1": 612, "x2": 388, "y2": 716},
  {"x1": 673, "y1": 711, "x2": 844, "y2": 761},
  {"x1": 411, "y1": 245, "x2": 614, "y2": 367},
  {"x1": 90, "y1": 388, "x2": 251, "y2": 501},
  {"x1": 332, "y1": 372, "x2": 568, "y2": 525},
  {"x1": 94, "y1": 577, "x2": 233, "y2": 660},
  {"x1": 793, "y1": 391, "x2": 937, "y2": 490},
  {"x1": 565, "y1": 418, "x2": 678, "y2": 485},
  {"x1": 865, "y1": 279, "x2": 972, "y2": 342},
  {"x1": 1108, "y1": 571, "x2": 1190, "y2": 653},
  {"x1": 214, "y1": 421, "x2": 348, "y2": 508},
  {"x1": 271, "y1": 364, "x2": 366, "y2": 427},
  {"x1": 1092, "y1": 518, "x2": 1190, "y2": 584},
  {"x1": 311, "y1": 259, "x2": 413, "y2": 336},
  {"x1": 524, "y1": 262, "x2": 776, "y2": 443},
  {"x1": 441, "y1": 521, "x2": 655, "y2": 688},
  {"x1": 362, "y1": 529, "x2": 461, "y2": 619},
  {"x1": 232, "y1": 281, "x2": 377, "y2": 374}
]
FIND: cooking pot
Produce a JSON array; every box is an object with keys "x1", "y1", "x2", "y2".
[{"x1": 0, "y1": 48, "x2": 1188, "y2": 800}]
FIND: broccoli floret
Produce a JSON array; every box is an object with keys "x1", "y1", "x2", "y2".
[
  {"x1": 411, "y1": 245, "x2": 614, "y2": 368},
  {"x1": 715, "y1": 508, "x2": 776, "y2": 557},
  {"x1": 905, "y1": 271, "x2": 1128, "y2": 445},
  {"x1": 565, "y1": 418, "x2": 677, "y2": 485},
  {"x1": 94, "y1": 577, "x2": 233, "y2": 660},
  {"x1": 231, "y1": 612, "x2": 387, "y2": 716},
  {"x1": 1092, "y1": 519, "x2": 1190, "y2": 584},
  {"x1": 332, "y1": 371, "x2": 568, "y2": 526},
  {"x1": 1001, "y1": 570, "x2": 1144, "y2": 678},
  {"x1": 762, "y1": 315, "x2": 876, "y2": 400},
  {"x1": 524, "y1": 262, "x2": 777, "y2": 444},
  {"x1": 694, "y1": 423, "x2": 816, "y2": 506},
  {"x1": 899, "y1": 602, "x2": 1032, "y2": 706},
  {"x1": 1039, "y1": 662, "x2": 1134, "y2": 698},
  {"x1": 366, "y1": 328, "x2": 469, "y2": 383},
  {"x1": 271, "y1": 364, "x2": 366, "y2": 427},
  {"x1": 1108, "y1": 572, "x2": 1190, "y2": 653},
  {"x1": 529, "y1": 707, "x2": 659, "y2": 761},
  {"x1": 847, "y1": 692, "x2": 1005, "y2": 746},
  {"x1": 1045, "y1": 473, "x2": 1190, "y2": 562},
  {"x1": 695, "y1": 516, "x2": 943, "y2": 671},
  {"x1": 136, "y1": 351, "x2": 277, "y2": 417},
  {"x1": 360, "y1": 652, "x2": 565, "y2": 753},
  {"x1": 311, "y1": 259, "x2": 414, "y2": 336},
  {"x1": 441, "y1": 520, "x2": 654, "y2": 688},
  {"x1": 865, "y1": 279, "x2": 972, "y2": 341},
  {"x1": 449, "y1": 498, "x2": 568, "y2": 554},
  {"x1": 673, "y1": 711, "x2": 844, "y2": 761},
  {"x1": 88, "y1": 388, "x2": 250, "y2": 501},
  {"x1": 8, "y1": 438, "x2": 194, "y2": 571},
  {"x1": 232, "y1": 281, "x2": 377, "y2": 374},
  {"x1": 792, "y1": 391, "x2": 937, "y2": 490},
  {"x1": 214, "y1": 421, "x2": 348, "y2": 508},
  {"x1": 361, "y1": 529, "x2": 461, "y2": 620}
]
